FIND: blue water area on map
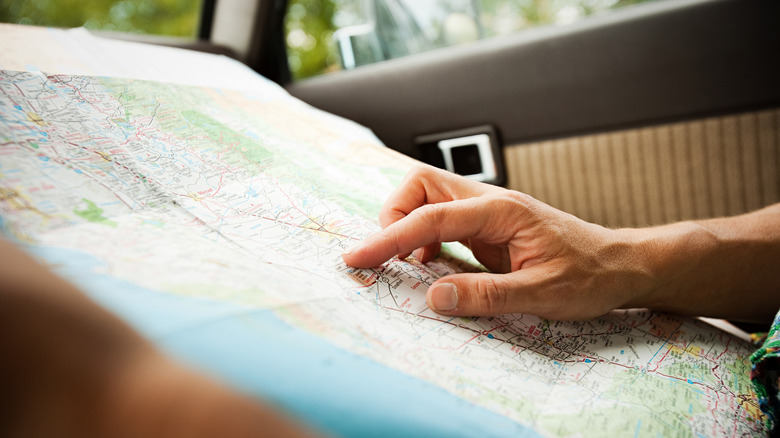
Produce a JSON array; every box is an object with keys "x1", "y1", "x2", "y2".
[{"x1": 27, "y1": 245, "x2": 540, "y2": 438}]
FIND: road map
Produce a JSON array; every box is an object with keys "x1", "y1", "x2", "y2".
[{"x1": 0, "y1": 70, "x2": 766, "y2": 437}]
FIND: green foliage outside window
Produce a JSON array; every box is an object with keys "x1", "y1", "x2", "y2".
[
  {"x1": 0, "y1": 0, "x2": 653, "y2": 80},
  {"x1": 0, "y1": 0, "x2": 201, "y2": 37},
  {"x1": 285, "y1": 0, "x2": 339, "y2": 81},
  {"x1": 284, "y1": 0, "x2": 654, "y2": 81}
]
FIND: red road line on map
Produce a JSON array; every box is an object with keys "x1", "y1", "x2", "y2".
[
  {"x1": 656, "y1": 370, "x2": 701, "y2": 385},
  {"x1": 379, "y1": 295, "x2": 759, "y2": 419},
  {"x1": 199, "y1": 174, "x2": 225, "y2": 199},
  {"x1": 715, "y1": 338, "x2": 731, "y2": 361},
  {"x1": 482, "y1": 324, "x2": 510, "y2": 336},
  {"x1": 10, "y1": 82, "x2": 29, "y2": 109},
  {"x1": 384, "y1": 302, "x2": 646, "y2": 371},
  {"x1": 178, "y1": 192, "x2": 223, "y2": 218},
  {"x1": 381, "y1": 304, "x2": 546, "y2": 353},
  {"x1": 60, "y1": 141, "x2": 141, "y2": 209},
  {"x1": 274, "y1": 180, "x2": 332, "y2": 233},
  {"x1": 454, "y1": 332, "x2": 483, "y2": 350},
  {"x1": 263, "y1": 181, "x2": 363, "y2": 242},
  {"x1": 54, "y1": 77, "x2": 115, "y2": 118},
  {"x1": 260, "y1": 216, "x2": 359, "y2": 241},
  {"x1": 547, "y1": 329, "x2": 636, "y2": 343},
  {"x1": 382, "y1": 300, "x2": 738, "y2": 392},
  {"x1": 654, "y1": 346, "x2": 672, "y2": 368}
]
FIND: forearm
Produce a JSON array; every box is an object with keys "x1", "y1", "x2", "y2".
[
  {"x1": 627, "y1": 204, "x2": 780, "y2": 323},
  {"x1": 0, "y1": 239, "x2": 315, "y2": 437},
  {"x1": 0, "y1": 239, "x2": 149, "y2": 436}
]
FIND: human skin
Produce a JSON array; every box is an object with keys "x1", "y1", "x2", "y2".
[
  {"x1": 343, "y1": 164, "x2": 780, "y2": 323},
  {"x1": 0, "y1": 239, "x2": 318, "y2": 438}
]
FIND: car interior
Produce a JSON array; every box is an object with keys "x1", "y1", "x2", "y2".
[
  {"x1": 86, "y1": 0, "x2": 780, "y2": 331},
  {"x1": 202, "y1": 0, "x2": 780, "y2": 231},
  {"x1": 2, "y1": 0, "x2": 779, "y2": 435}
]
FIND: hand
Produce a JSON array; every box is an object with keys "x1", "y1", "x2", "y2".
[{"x1": 343, "y1": 164, "x2": 655, "y2": 321}]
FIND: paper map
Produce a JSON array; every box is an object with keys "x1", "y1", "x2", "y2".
[{"x1": 0, "y1": 70, "x2": 765, "y2": 437}]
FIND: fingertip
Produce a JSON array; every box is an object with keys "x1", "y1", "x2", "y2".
[
  {"x1": 341, "y1": 233, "x2": 396, "y2": 268},
  {"x1": 427, "y1": 273, "x2": 514, "y2": 317},
  {"x1": 427, "y1": 282, "x2": 458, "y2": 313},
  {"x1": 341, "y1": 241, "x2": 366, "y2": 266},
  {"x1": 421, "y1": 243, "x2": 441, "y2": 263},
  {"x1": 341, "y1": 249, "x2": 357, "y2": 266}
]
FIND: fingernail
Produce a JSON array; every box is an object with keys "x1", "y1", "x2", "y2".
[
  {"x1": 412, "y1": 248, "x2": 423, "y2": 260},
  {"x1": 429, "y1": 283, "x2": 457, "y2": 312}
]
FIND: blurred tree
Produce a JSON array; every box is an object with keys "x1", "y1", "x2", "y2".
[
  {"x1": 0, "y1": 0, "x2": 201, "y2": 37},
  {"x1": 2, "y1": 0, "x2": 653, "y2": 80},
  {"x1": 285, "y1": 0, "x2": 339, "y2": 80},
  {"x1": 282, "y1": 0, "x2": 655, "y2": 80}
]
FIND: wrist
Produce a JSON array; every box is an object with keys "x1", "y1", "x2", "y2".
[
  {"x1": 619, "y1": 221, "x2": 717, "y2": 314},
  {"x1": 605, "y1": 227, "x2": 662, "y2": 310}
]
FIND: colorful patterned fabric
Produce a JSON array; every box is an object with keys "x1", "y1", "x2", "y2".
[{"x1": 751, "y1": 309, "x2": 780, "y2": 435}]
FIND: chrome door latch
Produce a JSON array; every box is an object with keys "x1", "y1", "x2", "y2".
[{"x1": 415, "y1": 125, "x2": 506, "y2": 186}]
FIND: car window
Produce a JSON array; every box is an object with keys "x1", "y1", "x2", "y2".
[
  {"x1": 0, "y1": 0, "x2": 205, "y2": 38},
  {"x1": 286, "y1": 0, "x2": 660, "y2": 80}
]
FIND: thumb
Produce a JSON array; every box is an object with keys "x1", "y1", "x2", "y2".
[{"x1": 426, "y1": 272, "x2": 516, "y2": 316}]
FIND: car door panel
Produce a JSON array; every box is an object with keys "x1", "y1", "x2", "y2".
[{"x1": 285, "y1": 0, "x2": 780, "y2": 226}]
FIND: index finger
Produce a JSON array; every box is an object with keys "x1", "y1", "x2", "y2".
[
  {"x1": 343, "y1": 197, "x2": 496, "y2": 268},
  {"x1": 378, "y1": 164, "x2": 493, "y2": 229}
]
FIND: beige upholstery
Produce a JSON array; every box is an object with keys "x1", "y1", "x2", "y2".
[{"x1": 504, "y1": 108, "x2": 780, "y2": 227}]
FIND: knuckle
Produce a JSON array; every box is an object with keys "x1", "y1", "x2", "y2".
[
  {"x1": 421, "y1": 202, "x2": 446, "y2": 222},
  {"x1": 411, "y1": 203, "x2": 446, "y2": 242},
  {"x1": 407, "y1": 163, "x2": 435, "y2": 182},
  {"x1": 475, "y1": 274, "x2": 507, "y2": 315},
  {"x1": 505, "y1": 189, "x2": 534, "y2": 203},
  {"x1": 498, "y1": 191, "x2": 536, "y2": 212},
  {"x1": 410, "y1": 163, "x2": 451, "y2": 190},
  {"x1": 378, "y1": 209, "x2": 403, "y2": 228}
]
